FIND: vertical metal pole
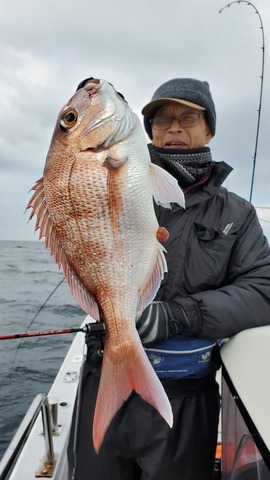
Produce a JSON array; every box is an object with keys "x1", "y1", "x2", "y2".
[{"x1": 41, "y1": 397, "x2": 55, "y2": 467}]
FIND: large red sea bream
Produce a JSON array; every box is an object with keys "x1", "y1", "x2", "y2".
[{"x1": 27, "y1": 79, "x2": 185, "y2": 453}]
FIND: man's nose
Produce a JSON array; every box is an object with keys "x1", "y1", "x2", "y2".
[{"x1": 168, "y1": 118, "x2": 183, "y2": 131}]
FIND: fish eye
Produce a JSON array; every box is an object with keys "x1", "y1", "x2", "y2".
[{"x1": 60, "y1": 108, "x2": 78, "y2": 129}]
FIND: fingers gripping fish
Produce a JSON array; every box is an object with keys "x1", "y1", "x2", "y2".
[{"x1": 27, "y1": 79, "x2": 185, "y2": 453}]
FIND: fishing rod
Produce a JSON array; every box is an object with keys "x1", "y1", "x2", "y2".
[
  {"x1": 219, "y1": 1, "x2": 265, "y2": 203},
  {"x1": 9, "y1": 276, "x2": 77, "y2": 344},
  {"x1": 0, "y1": 322, "x2": 106, "y2": 341}
]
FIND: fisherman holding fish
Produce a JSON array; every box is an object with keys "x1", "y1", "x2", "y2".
[{"x1": 28, "y1": 76, "x2": 270, "y2": 480}]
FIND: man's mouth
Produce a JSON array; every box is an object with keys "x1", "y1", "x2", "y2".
[{"x1": 164, "y1": 141, "x2": 188, "y2": 148}]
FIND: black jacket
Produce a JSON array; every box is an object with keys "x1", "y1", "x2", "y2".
[{"x1": 150, "y1": 146, "x2": 270, "y2": 340}]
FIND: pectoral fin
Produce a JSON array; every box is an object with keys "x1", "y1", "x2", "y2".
[{"x1": 149, "y1": 163, "x2": 185, "y2": 209}]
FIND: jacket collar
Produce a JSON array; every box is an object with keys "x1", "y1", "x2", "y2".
[{"x1": 148, "y1": 144, "x2": 233, "y2": 208}]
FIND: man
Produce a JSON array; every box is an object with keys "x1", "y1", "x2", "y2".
[{"x1": 68, "y1": 77, "x2": 270, "y2": 480}]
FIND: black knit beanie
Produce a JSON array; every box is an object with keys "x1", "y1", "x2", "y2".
[{"x1": 142, "y1": 78, "x2": 216, "y2": 139}]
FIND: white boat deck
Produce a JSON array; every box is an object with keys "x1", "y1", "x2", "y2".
[
  {"x1": 2, "y1": 317, "x2": 89, "y2": 480},
  {"x1": 2, "y1": 323, "x2": 270, "y2": 479},
  {"x1": 220, "y1": 325, "x2": 270, "y2": 453}
]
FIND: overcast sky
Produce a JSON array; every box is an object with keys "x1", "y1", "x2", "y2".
[{"x1": 0, "y1": 0, "x2": 270, "y2": 242}]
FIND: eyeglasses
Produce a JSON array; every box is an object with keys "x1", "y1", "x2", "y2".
[{"x1": 149, "y1": 113, "x2": 204, "y2": 130}]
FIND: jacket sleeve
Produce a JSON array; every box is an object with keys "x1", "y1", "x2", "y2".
[{"x1": 187, "y1": 206, "x2": 270, "y2": 339}]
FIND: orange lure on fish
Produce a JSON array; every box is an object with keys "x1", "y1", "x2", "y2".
[{"x1": 27, "y1": 79, "x2": 185, "y2": 453}]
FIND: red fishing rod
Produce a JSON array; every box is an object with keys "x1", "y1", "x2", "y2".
[{"x1": 0, "y1": 322, "x2": 106, "y2": 341}]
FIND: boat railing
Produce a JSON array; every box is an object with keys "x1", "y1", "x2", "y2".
[{"x1": 0, "y1": 393, "x2": 58, "y2": 479}]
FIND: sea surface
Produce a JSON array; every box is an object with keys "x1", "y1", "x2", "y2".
[{"x1": 0, "y1": 240, "x2": 85, "y2": 460}]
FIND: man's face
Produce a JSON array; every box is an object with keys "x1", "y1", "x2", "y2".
[{"x1": 151, "y1": 103, "x2": 212, "y2": 149}]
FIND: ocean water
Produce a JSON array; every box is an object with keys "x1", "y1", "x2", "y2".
[{"x1": 0, "y1": 240, "x2": 85, "y2": 460}]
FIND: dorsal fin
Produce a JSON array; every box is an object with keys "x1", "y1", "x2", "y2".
[{"x1": 26, "y1": 178, "x2": 100, "y2": 320}]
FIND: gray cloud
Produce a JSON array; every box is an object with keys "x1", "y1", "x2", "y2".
[{"x1": 0, "y1": 0, "x2": 270, "y2": 241}]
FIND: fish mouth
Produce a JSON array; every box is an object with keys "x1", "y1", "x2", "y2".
[{"x1": 83, "y1": 79, "x2": 101, "y2": 96}]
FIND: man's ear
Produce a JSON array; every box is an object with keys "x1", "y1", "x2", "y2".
[{"x1": 205, "y1": 126, "x2": 212, "y2": 145}]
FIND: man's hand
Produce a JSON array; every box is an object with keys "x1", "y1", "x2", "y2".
[{"x1": 136, "y1": 301, "x2": 190, "y2": 347}]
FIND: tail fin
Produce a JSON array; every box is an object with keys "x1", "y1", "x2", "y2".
[{"x1": 92, "y1": 337, "x2": 173, "y2": 453}]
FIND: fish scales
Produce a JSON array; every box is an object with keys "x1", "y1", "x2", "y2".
[{"x1": 27, "y1": 79, "x2": 185, "y2": 453}]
